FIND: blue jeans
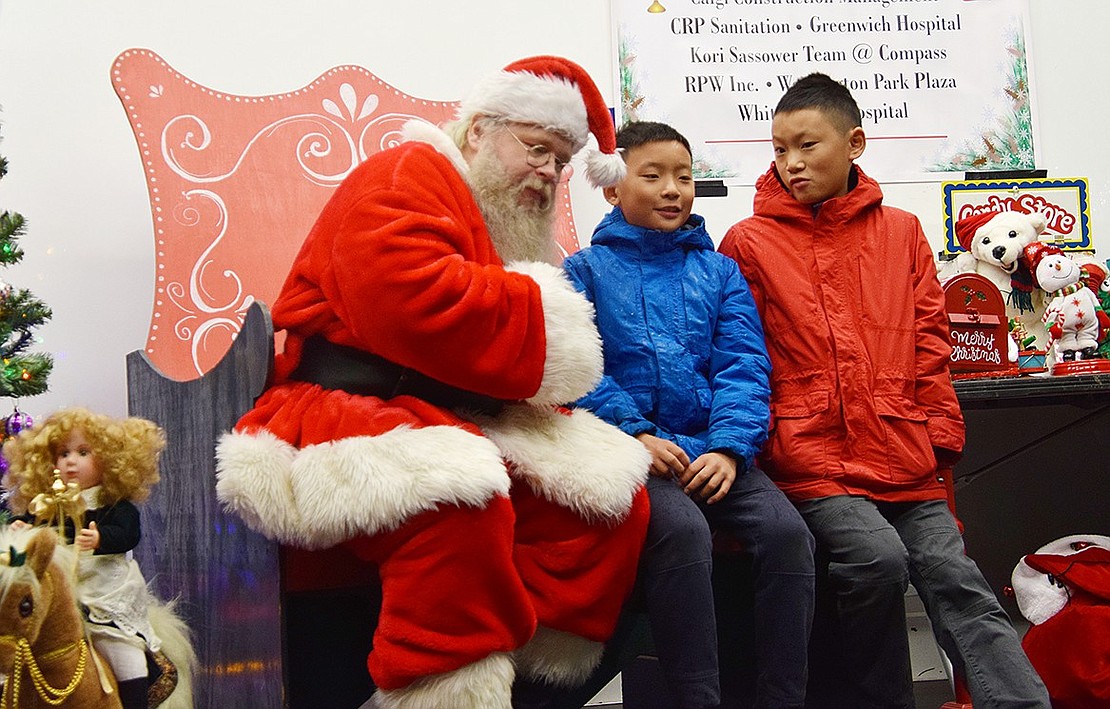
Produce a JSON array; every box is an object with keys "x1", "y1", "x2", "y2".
[
  {"x1": 796, "y1": 496, "x2": 1050, "y2": 709},
  {"x1": 640, "y1": 468, "x2": 815, "y2": 709}
]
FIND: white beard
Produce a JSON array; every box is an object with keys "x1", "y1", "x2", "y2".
[{"x1": 467, "y1": 146, "x2": 557, "y2": 264}]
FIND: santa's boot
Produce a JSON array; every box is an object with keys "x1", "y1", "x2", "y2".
[{"x1": 372, "y1": 652, "x2": 514, "y2": 709}]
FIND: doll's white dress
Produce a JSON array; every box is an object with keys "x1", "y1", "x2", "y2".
[{"x1": 76, "y1": 486, "x2": 161, "y2": 653}]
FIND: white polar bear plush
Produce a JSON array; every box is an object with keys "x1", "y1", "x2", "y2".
[{"x1": 938, "y1": 210, "x2": 1050, "y2": 346}]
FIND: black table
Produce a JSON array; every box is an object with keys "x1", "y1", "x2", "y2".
[{"x1": 952, "y1": 373, "x2": 1110, "y2": 620}]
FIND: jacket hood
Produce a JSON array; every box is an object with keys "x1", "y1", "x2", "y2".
[
  {"x1": 752, "y1": 162, "x2": 883, "y2": 223},
  {"x1": 590, "y1": 207, "x2": 713, "y2": 254}
]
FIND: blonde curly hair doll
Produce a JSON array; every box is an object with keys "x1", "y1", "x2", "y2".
[
  {"x1": 1, "y1": 407, "x2": 167, "y2": 709},
  {"x1": 3, "y1": 406, "x2": 164, "y2": 514}
]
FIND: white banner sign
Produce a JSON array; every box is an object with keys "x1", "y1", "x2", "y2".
[{"x1": 612, "y1": 0, "x2": 1038, "y2": 184}]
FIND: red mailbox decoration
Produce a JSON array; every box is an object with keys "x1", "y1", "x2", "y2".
[{"x1": 943, "y1": 273, "x2": 1012, "y2": 376}]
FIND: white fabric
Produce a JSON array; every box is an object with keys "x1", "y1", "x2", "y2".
[
  {"x1": 77, "y1": 486, "x2": 161, "y2": 653},
  {"x1": 91, "y1": 635, "x2": 148, "y2": 681}
]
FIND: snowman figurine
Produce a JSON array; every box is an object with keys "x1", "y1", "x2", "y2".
[{"x1": 1023, "y1": 242, "x2": 1110, "y2": 361}]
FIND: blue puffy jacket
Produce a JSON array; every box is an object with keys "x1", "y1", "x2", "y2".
[{"x1": 564, "y1": 207, "x2": 771, "y2": 466}]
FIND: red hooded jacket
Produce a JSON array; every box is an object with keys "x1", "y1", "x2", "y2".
[{"x1": 719, "y1": 164, "x2": 964, "y2": 503}]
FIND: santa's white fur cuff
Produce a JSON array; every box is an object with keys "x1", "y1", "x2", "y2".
[
  {"x1": 478, "y1": 404, "x2": 649, "y2": 521},
  {"x1": 506, "y1": 260, "x2": 603, "y2": 406},
  {"x1": 215, "y1": 426, "x2": 509, "y2": 549}
]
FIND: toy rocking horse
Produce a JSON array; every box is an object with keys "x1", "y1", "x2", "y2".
[{"x1": 0, "y1": 527, "x2": 194, "y2": 708}]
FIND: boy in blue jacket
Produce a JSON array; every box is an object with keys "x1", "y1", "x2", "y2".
[{"x1": 564, "y1": 121, "x2": 815, "y2": 709}]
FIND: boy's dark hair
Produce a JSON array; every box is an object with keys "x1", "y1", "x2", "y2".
[
  {"x1": 616, "y1": 121, "x2": 692, "y2": 158},
  {"x1": 775, "y1": 73, "x2": 861, "y2": 131}
]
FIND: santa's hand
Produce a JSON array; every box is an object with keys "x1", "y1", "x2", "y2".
[
  {"x1": 9, "y1": 520, "x2": 30, "y2": 531},
  {"x1": 76, "y1": 522, "x2": 100, "y2": 551}
]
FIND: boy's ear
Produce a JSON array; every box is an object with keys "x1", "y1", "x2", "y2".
[
  {"x1": 603, "y1": 185, "x2": 620, "y2": 205},
  {"x1": 847, "y1": 126, "x2": 866, "y2": 160}
]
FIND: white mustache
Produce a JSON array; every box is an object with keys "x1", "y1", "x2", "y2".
[{"x1": 518, "y1": 177, "x2": 555, "y2": 211}]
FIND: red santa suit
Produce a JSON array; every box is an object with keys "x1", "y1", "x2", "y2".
[{"x1": 214, "y1": 119, "x2": 650, "y2": 706}]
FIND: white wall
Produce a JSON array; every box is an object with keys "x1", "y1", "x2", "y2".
[
  {"x1": 690, "y1": 2, "x2": 1110, "y2": 255},
  {"x1": 0, "y1": 0, "x2": 1105, "y2": 421}
]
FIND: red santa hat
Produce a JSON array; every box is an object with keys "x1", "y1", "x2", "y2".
[
  {"x1": 954, "y1": 210, "x2": 1002, "y2": 251},
  {"x1": 1011, "y1": 534, "x2": 1110, "y2": 625},
  {"x1": 1023, "y1": 241, "x2": 1065, "y2": 288},
  {"x1": 457, "y1": 55, "x2": 625, "y2": 188}
]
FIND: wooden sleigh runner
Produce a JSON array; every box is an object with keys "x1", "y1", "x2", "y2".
[{"x1": 126, "y1": 302, "x2": 284, "y2": 708}]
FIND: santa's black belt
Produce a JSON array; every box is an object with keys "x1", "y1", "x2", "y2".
[{"x1": 289, "y1": 336, "x2": 505, "y2": 416}]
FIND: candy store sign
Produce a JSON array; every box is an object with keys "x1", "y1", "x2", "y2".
[{"x1": 942, "y1": 177, "x2": 1091, "y2": 252}]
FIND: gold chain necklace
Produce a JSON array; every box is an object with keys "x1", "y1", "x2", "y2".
[{"x1": 2, "y1": 636, "x2": 88, "y2": 707}]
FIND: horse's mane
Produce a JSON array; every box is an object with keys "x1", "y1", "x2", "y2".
[{"x1": 0, "y1": 527, "x2": 76, "y2": 598}]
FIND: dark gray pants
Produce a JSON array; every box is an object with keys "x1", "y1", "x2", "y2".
[
  {"x1": 796, "y1": 496, "x2": 1050, "y2": 709},
  {"x1": 641, "y1": 468, "x2": 815, "y2": 709}
]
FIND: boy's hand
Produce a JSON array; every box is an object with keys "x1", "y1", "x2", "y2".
[
  {"x1": 933, "y1": 446, "x2": 962, "y2": 470},
  {"x1": 635, "y1": 433, "x2": 690, "y2": 478},
  {"x1": 680, "y1": 451, "x2": 737, "y2": 504},
  {"x1": 9, "y1": 520, "x2": 30, "y2": 531},
  {"x1": 76, "y1": 521, "x2": 100, "y2": 552}
]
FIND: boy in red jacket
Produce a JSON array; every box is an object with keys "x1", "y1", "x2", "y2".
[{"x1": 718, "y1": 73, "x2": 1049, "y2": 708}]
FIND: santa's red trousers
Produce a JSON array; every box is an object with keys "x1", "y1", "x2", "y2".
[{"x1": 343, "y1": 481, "x2": 650, "y2": 691}]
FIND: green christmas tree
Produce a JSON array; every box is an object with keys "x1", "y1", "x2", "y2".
[{"x1": 0, "y1": 137, "x2": 53, "y2": 398}]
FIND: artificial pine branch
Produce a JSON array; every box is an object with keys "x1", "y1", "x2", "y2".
[
  {"x1": 0, "y1": 212, "x2": 27, "y2": 267},
  {"x1": 0, "y1": 132, "x2": 52, "y2": 398}
]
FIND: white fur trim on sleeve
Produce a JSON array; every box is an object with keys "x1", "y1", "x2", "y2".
[
  {"x1": 216, "y1": 426, "x2": 509, "y2": 549},
  {"x1": 478, "y1": 405, "x2": 649, "y2": 522},
  {"x1": 214, "y1": 430, "x2": 301, "y2": 542},
  {"x1": 505, "y1": 260, "x2": 603, "y2": 406}
]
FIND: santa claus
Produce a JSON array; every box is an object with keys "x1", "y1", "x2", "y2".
[{"x1": 214, "y1": 56, "x2": 650, "y2": 708}]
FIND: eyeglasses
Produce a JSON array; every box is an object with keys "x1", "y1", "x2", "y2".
[{"x1": 504, "y1": 128, "x2": 571, "y2": 175}]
